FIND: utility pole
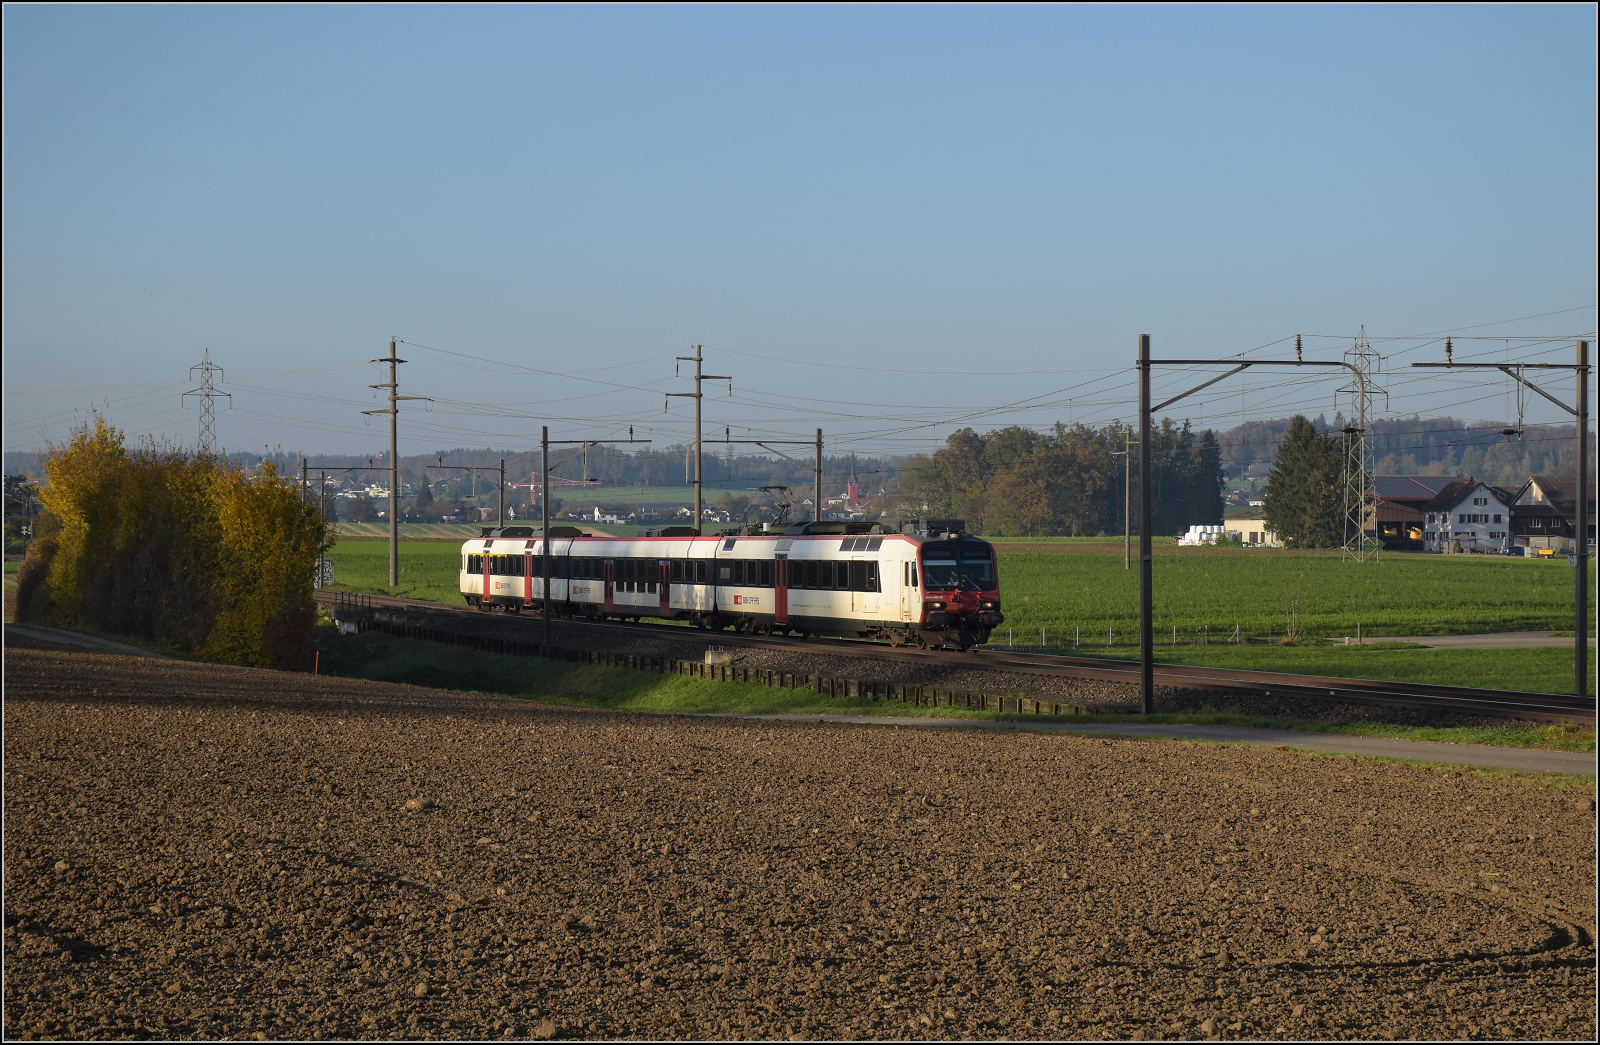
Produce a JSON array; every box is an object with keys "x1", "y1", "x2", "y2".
[
  {"x1": 666, "y1": 345, "x2": 732, "y2": 534},
  {"x1": 182, "y1": 349, "x2": 230, "y2": 457},
  {"x1": 499, "y1": 458, "x2": 505, "y2": 528},
  {"x1": 1112, "y1": 428, "x2": 1139, "y2": 569},
  {"x1": 362, "y1": 339, "x2": 430, "y2": 587},
  {"x1": 540, "y1": 427, "x2": 651, "y2": 648}
]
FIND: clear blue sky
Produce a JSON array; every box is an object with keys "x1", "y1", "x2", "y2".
[{"x1": 3, "y1": 5, "x2": 1594, "y2": 461}]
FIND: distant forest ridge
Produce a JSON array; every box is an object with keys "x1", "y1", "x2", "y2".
[
  {"x1": 5, "y1": 414, "x2": 1588, "y2": 492},
  {"x1": 1219, "y1": 415, "x2": 1589, "y2": 486}
]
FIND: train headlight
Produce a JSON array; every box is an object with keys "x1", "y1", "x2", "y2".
[
  {"x1": 981, "y1": 601, "x2": 998, "y2": 610},
  {"x1": 925, "y1": 601, "x2": 945, "y2": 611}
]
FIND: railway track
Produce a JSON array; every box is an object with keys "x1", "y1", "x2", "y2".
[{"x1": 314, "y1": 590, "x2": 1598, "y2": 724}]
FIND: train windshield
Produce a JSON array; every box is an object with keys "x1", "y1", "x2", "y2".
[{"x1": 920, "y1": 542, "x2": 996, "y2": 591}]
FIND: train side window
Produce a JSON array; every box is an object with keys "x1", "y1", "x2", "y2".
[
  {"x1": 866, "y1": 537, "x2": 883, "y2": 551},
  {"x1": 820, "y1": 561, "x2": 834, "y2": 588},
  {"x1": 696, "y1": 560, "x2": 708, "y2": 583},
  {"x1": 805, "y1": 561, "x2": 817, "y2": 588},
  {"x1": 718, "y1": 563, "x2": 731, "y2": 582},
  {"x1": 865, "y1": 561, "x2": 879, "y2": 592},
  {"x1": 911, "y1": 561, "x2": 918, "y2": 588},
  {"x1": 734, "y1": 560, "x2": 747, "y2": 585},
  {"x1": 849, "y1": 561, "x2": 867, "y2": 591},
  {"x1": 759, "y1": 560, "x2": 772, "y2": 586}
]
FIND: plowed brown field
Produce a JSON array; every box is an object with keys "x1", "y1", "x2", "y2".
[{"x1": 4, "y1": 642, "x2": 1595, "y2": 1041}]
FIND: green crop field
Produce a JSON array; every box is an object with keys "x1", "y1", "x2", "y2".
[
  {"x1": 992, "y1": 549, "x2": 1592, "y2": 641},
  {"x1": 327, "y1": 540, "x2": 467, "y2": 604}
]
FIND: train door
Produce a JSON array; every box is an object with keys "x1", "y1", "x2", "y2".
[
  {"x1": 774, "y1": 555, "x2": 788, "y2": 625},
  {"x1": 899, "y1": 560, "x2": 912, "y2": 621},
  {"x1": 852, "y1": 560, "x2": 879, "y2": 615},
  {"x1": 523, "y1": 552, "x2": 533, "y2": 607},
  {"x1": 658, "y1": 560, "x2": 671, "y2": 615},
  {"x1": 481, "y1": 551, "x2": 493, "y2": 607},
  {"x1": 603, "y1": 560, "x2": 615, "y2": 612}
]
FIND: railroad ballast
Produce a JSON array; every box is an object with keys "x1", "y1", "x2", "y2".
[{"x1": 459, "y1": 518, "x2": 1003, "y2": 649}]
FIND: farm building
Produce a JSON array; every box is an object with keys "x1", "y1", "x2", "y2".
[
  {"x1": 1421, "y1": 480, "x2": 1514, "y2": 554},
  {"x1": 1509, "y1": 475, "x2": 1597, "y2": 554},
  {"x1": 1371, "y1": 475, "x2": 1458, "y2": 550},
  {"x1": 1227, "y1": 509, "x2": 1280, "y2": 547}
]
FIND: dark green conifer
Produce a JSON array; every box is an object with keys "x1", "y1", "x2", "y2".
[{"x1": 1263, "y1": 415, "x2": 1343, "y2": 547}]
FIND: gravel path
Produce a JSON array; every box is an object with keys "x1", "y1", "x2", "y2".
[
  {"x1": 697, "y1": 715, "x2": 1599, "y2": 775},
  {"x1": 5, "y1": 644, "x2": 1595, "y2": 1041}
]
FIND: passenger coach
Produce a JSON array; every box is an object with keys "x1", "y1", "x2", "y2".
[{"x1": 459, "y1": 519, "x2": 1002, "y2": 650}]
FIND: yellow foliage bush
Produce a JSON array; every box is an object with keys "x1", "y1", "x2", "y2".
[{"x1": 20, "y1": 413, "x2": 331, "y2": 670}]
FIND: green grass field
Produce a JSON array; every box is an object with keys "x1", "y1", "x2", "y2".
[{"x1": 323, "y1": 539, "x2": 1595, "y2": 694}]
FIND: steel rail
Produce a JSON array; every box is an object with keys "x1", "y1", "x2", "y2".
[{"x1": 314, "y1": 591, "x2": 1596, "y2": 723}]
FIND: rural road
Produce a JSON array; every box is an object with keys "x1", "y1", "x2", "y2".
[
  {"x1": 700, "y1": 713, "x2": 1598, "y2": 776},
  {"x1": 1374, "y1": 631, "x2": 1597, "y2": 649},
  {"x1": 3, "y1": 624, "x2": 170, "y2": 659}
]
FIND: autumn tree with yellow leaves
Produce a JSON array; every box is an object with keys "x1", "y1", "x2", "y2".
[{"x1": 15, "y1": 413, "x2": 330, "y2": 670}]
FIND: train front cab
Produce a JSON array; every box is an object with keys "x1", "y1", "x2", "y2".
[{"x1": 914, "y1": 536, "x2": 1002, "y2": 649}]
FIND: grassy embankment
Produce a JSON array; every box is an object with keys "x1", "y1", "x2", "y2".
[
  {"x1": 312, "y1": 623, "x2": 1594, "y2": 754},
  {"x1": 325, "y1": 539, "x2": 1595, "y2": 694}
]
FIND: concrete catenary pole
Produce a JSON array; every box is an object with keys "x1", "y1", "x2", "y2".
[
  {"x1": 815, "y1": 429, "x2": 824, "y2": 523},
  {"x1": 1138, "y1": 334, "x2": 1154, "y2": 714},
  {"x1": 1578, "y1": 340, "x2": 1591, "y2": 699}
]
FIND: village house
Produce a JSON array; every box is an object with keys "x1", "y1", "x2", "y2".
[
  {"x1": 1421, "y1": 479, "x2": 1514, "y2": 553},
  {"x1": 1509, "y1": 475, "x2": 1597, "y2": 554}
]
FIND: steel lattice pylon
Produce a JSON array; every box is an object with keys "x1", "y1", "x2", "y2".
[
  {"x1": 182, "y1": 349, "x2": 230, "y2": 456},
  {"x1": 1337, "y1": 327, "x2": 1385, "y2": 561}
]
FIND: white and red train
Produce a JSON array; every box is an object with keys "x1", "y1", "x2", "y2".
[{"x1": 459, "y1": 520, "x2": 1004, "y2": 649}]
